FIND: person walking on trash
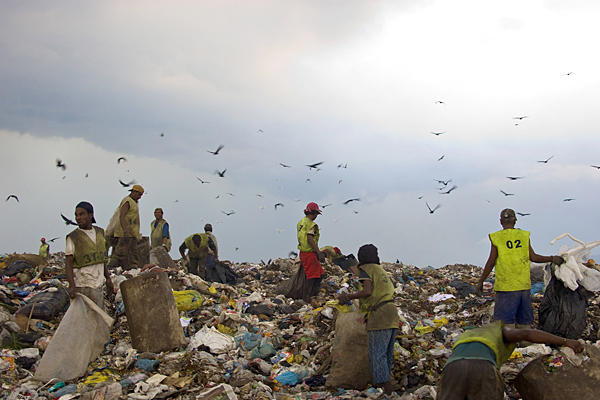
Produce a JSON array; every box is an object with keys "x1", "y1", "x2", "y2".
[
  {"x1": 65, "y1": 201, "x2": 114, "y2": 309},
  {"x1": 476, "y1": 208, "x2": 564, "y2": 327},
  {"x1": 149, "y1": 207, "x2": 174, "y2": 267},
  {"x1": 108, "y1": 184, "x2": 144, "y2": 270},
  {"x1": 297, "y1": 202, "x2": 326, "y2": 300},
  {"x1": 336, "y1": 244, "x2": 399, "y2": 395},
  {"x1": 179, "y1": 233, "x2": 217, "y2": 279},
  {"x1": 437, "y1": 321, "x2": 583, "y2": 400},
  {"x1": 39, "y1": 237, "x2": 50, "y2": 260}
]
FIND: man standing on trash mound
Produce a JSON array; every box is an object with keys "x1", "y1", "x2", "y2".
[
  {"x1": 476, "y1": 208, "x2": 564, "y2": 327},
  {"x1": 437, "y1": 321, "x2": 583, "y2": 400},
  {"x1": 296, "y1": 202, "x2": 326, "y2": 300},
  {"x1": 337, "y1": 244, "x2": 399, "y2": 395}
]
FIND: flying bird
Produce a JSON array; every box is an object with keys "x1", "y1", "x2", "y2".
[
  {"x1": 274, "y1": 203, "x2": 284, "y2": 210},
  {"x1": 60, "y1": 213, "x2": 77, "y2": 225},
  {"x1": 537, "y1": 156, "x2": 554, "y2": 164},
  {"x1": 517, "y1": 212, "x2": 531, "y2": 216},
  {"x1": 160, "y1": 132, "x2": 165, "y2": 137},
  {"x1": 437, "y1": 155, "x2": 445, "y2": 161},
  {"x1": 56, "y1": 159, "x2": 66, "y2": 171},
  {"x1": 440, "y1": 185, "x2": 458, "y2": 194},
  {"x1": 196, "y1": 177, "x2": 210, "y2": 184},
  {"x1": 280, "y1": 163, "x2": 292, "y2": 168},
  {"x1": 435, "y1": 179, "x2": 452, "y2": 186},
  {"x1": 337, "y1": 163, "x2": 348, "y2": 169},
  {"x1": 426, "y1": 202, "x2": 441, "y2": 214},
  {"x1": 221, "y1": 210, "x2": 236, "y2": 216},
  {"x1": 47, "y1": 237, "x2": 60, "y2": 243},
  {"x1": 119, "y1": 179, "x2": 136, "y2": 187},
  {"x1": 352, "y1": 210, "x2": 359, "y2": 214},
  {"x1": 506, "y1": 176, "x2": 525, "y2": 180},
  {"x1": 117, "y1": 157, "x2": 127, "y2": 164},
  {"x1": 343, "y1": 198, "x2": 360, "y2": 205},
  {"x1": 226, "y1": 193, "x2": 235, "y2": 197},
  {"x1": 590, "y1": 165, "x2": 600, "y2": 170},
  {"x1": 207, "y1": 145, "x2": 224, "y2": 155},
  {"x1": 338, "y1": 179, "x2": 343, "y2": 184},
  {"x1": 235, "y1": 247, "x2": 239, "y2": 251},
  {"x1": 289, "y1": 251, "x2": 298, "y2": 258},
  {"x1": 84, "y1": 173, "x2": 89, "y2": 178},
  {"x1": 513, "y1": 116, "x2": 528, "y2": 120},
  {"x1": 563, "y1": 198, "x2": 576, "y2": 202},
  {"x1": 430, "y1": 131, "x2": 445, "y2": 136},
  {"x1": 305, "y1": 178, "x2": 311, "y2": 183},
  {"x1": 216, "y1": 169, "x2": 227, "y2": 177},
  {"x1": 434, "y1": 100, "x2": 445, "y2": 104},
  {"x1": 417, "y1": 195, "x2": 424, "y2": 199},
  {"x1": 500, "y1": 190, "x2": 514, "y2": 196},
  {"x1": 563, "y1": 72, "x2": 574, "y2": 76},
  {"x1": 320, "y1": 203, "x2": 332, "y2": 208},
  {"x1": 256, "y1": 194, "x2": 264, "y2": 198},
  {"x1": 306, "y1": 161, "x2": 324, "y2": 170},
  {"x1": 5, "y1": 194, "x2": 19, "y2": 202},
  {"x1": 257, "y1": 129, "x2": 264, "y2": 134}
]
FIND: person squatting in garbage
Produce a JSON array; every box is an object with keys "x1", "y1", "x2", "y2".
[
  {"x1": 296, "y1": 202, "x2": 326, "y2": 300},
  {"x1": 179, "y1": 232, "x2": 217, "y2": 279},
  {"x1": 476, "y1": 208, "x2": 564, "y2": 327},
  {"x1": 108, "y1": 184, "x2": 144, "y2": 270},
  {"x1": 65, "y1": 201, "x2": 114, "y2": 309},
  {"x1": 437, "y1": 321, "x2": 583, "y2": 400},
  {"x1": 337, "y1": 244, "x2": 399, "y2": 395}
]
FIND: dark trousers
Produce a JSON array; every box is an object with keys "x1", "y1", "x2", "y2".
[
  {"x1": 437, "y1": 359, "x2": 504, "y2": 400},
  {"x1": 189, "y1": 257, "x2": 207, "y2": 279},
  {"x1": 108, "y1": 237, "x2": 139, "y2": 270}
]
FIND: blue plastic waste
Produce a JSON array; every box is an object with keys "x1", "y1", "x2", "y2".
[
  {"x1": 275, "y1": 371, "x2": 299, "y2": 386},
  {"x1": 51, "y1": 384, "x2": 78, "y2": 397},
  {"x1": 235, "y1": 332, "x2": 261, "y2": 350},
  {"x1": 136, "y1": 358, "x2": 159, "y2": 372},
  {"x1": 530, "y1": 282, "x2": 545, "y2": 295}
]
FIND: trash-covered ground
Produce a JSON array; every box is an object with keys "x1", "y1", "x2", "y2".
[{"x1": 2, "y1": 252, "x2": 600, "y2": 400}]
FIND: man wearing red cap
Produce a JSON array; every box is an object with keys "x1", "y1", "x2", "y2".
[{"x1": 297, "y1": 202, "x2": 326, "y2": 300}]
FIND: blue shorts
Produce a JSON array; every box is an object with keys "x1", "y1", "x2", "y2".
[{"x1": 493, "y1": 290, "x2": 533, "y2": 325}]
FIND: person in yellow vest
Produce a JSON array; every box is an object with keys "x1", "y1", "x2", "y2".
[
  {"x1": 39, "y1": 238, "x2": 50, "y2": 260},
  {"x1": 204, "y1": 224, "x2": 219, "y2": 268},
  {"x1": 297, "y1": 202, "x2": 326, "y2": 300},
  {"x1": 320, "y1": 246, "x2": 343, "y2": 262},
  {"x1": 149, "y1": 208, "x2": 175, "y2": 267},
  {"x1": 476, "y1": 208, "x2": 564, "y2": 326},
  {"x1": 108, "y1": 185, "x2": 144, "y2": 270},
  {"x1": 65, "y1": 201, "x2": 114, "y2": 309},
  {"x1": 337, "y1": 244, "x2": 399, "y2": 395},
  {"x1": 179, "y1": 233, "x2": 216, "y2": 279},
  {"x1": 437, "y1": 321, "x2": 583, "y2": 400}
]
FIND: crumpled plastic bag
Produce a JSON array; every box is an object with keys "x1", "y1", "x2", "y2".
[
  {"x1": 172, "y1": 290, "x2": 204, "y2": 311},
  {"x1": 187, "y1": 325, "x2": 235, "y2": 354},
  {"x1": 550, "y1": 233, "x2": 600, "y2": 291}
]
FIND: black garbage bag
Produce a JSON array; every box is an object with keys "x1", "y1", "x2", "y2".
[
  {"x1": 449, "y1": 279, "x2": 476, "y2": 298},
  {"x1": 538, "y1": 274, "x2": 590, "y2": 339},
  {"x1": 205, "y1": 261, "x2": 239, "y2": 285},
  {"x1": 2, "y1": 261, "x2": 34, "y2": 277},
  {"x1": 333, "y1": 254, "x2": 358, "y2": 272},
  {"x1": 16, "y1": 287, "x2": 70, "y2": 321},
  {"x1": 277, "y1": 264, "x2": 308, "y2": 300}
]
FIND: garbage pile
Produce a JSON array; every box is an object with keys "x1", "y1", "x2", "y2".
[{"x1": 1, "y1": 251, "x2": 600, "y2": 400}]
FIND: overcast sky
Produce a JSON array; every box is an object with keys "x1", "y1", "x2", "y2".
[{"x1": 1, "y1": 0, "x2": 599, "y2": 267}]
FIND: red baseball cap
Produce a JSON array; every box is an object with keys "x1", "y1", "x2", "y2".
[{"x1": 304, "y1": 202, "x2": 322, "y2": 214}]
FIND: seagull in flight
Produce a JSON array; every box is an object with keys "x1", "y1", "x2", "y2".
[
  {"x1": 426, "y1": 202, "x2": 441, "y2": 214},
  {"x1": 431, "y1": 131, "x2": 445, "y2": 136},
  {"x1": 435, "y1": 179, "x2": 452, "y2": 186},
  {"x1": 280, "y1": 163, "x2": 292, "y2": 168},
  {"x1": 434, "y1": 100, "x2": 445, "y2": 104},
  {"x1": 222, "y1": 210, "x2": 236, "y2": 216},
  {"x1": 563, "y1": 198, "x2": 576, "y2": 202},
  {"x1": 517, "y1": 212, "x2": 531, "y2": 216},
  {"x1": 117, "y1": 156, "x2": 127, "y2": 164},
  {"x1": 337, "y1": 163, "x2": 348, "y2": 169},
  {"x1": 437, "y1": 155, "x2": 445, "y2": 161},
  {"x1": 537, "y1": 156, "x2": 554, "y2": 164},
  {"x1": 289, "y1": 251, "x2": 298, "y2": 258},
  {"x1": 506, "y1": 176, "x2": 524, "y2": 180},
  {"x1": 119, "y1": 179, "x2": 136, "y2": 187},
  {"x1": 343, "y1": 198, "x2": 360, "y2": 205},
  {"x1": 563, "y1": 72, "x2": 574, "y2": 76},
  {"x1": 215, "y1": 169, "x2": 227, "y2": 177},
  {"x1": 306, "y1": 161, "x2": 324, "y2": 170},
  {"x1": 440, "y1": 185, "x2": 458, "y2": 194},
  {"x1": 513, "y1": 116, "x2": 528, "y2": 120},
  {"x1": 500, "y1": 190, "x2": 515, "y2": 196},
  {"x1": 60, "y1": 213, "x2": 77, "y2": 225},
  {"x1": 274, "y1": 203, "x2": 284, "y2": 210},
  {"x1": 56, "y1": 159, "x2": 66, "y2": 171},
  {"x1": 590, "y1": 165, "x2": 600, "y2": 170},
  {"x1": 320, "y1": 203, "x2": 332, "y2": 208},
  {"x1": 196, "y1": 177, "x2": 210, "y2": 184},
  {"x1": 257, "y1": 129, "x2": 264, "y2": 134},
  {"x1": 207, "y1": 145, "x2": 224, "y2": 155},
  {"x1": 6, "y1": 194, "x2": 19, "y2": 202}
]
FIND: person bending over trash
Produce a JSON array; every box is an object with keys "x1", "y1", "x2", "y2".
[
  {"x1": 437, "y1": 321, "x2": 583, "y2": 400},
  {"x1": 179, "y1": 233, "x2": 216, "y2": 279},
  {"x1": 65, "y1": 201, "x2": 114, "y2": 309},
  {"x1": 296, "y1": 202, "x2": 326, "y2": 300},
  {"x1": 476, "y1": 208, "x2": 564, "y2": 327},
  {"x1": 337, "y1": 244, "x2": 399, "y2": 395}
]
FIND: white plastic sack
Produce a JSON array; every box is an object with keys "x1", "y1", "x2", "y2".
[
  {"x1": 105, "y1": 205, "x2": 121, "y2": 237},
  {"x1": 187, "y1": 325, "x2": 235, "y2": 354},
  {"x1": 35, "y1": 294, "x2": 114, "y2": 381},
  {"x1": 550, "y1": 233, "x2": 600, "y2": 292}
]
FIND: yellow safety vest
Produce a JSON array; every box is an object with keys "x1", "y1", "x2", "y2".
[
  {"x1": 67, "y1": 227, "x2": 108, "y2": 269},
  {"x1": 453, "y1": 321, "x2": 516, "y2": 368},
  {"x1": 297, "y1": 217, "x2": 319, "y2": 252},
  {"x1": 184, "y1": 234, "x2": 210, "y2": 258},
  {"x1": 489, "y1": 228, "x2": 531, "y2": 291},
  {"x1": 114, "y1": 196, "x2": 140, "y2": 238},
  {"x1": 150, "y1": 219, "x2": 171, "y2": 251},
  {"x1": 39, "y1": 243, "x2": 49, "y2": 258}
]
